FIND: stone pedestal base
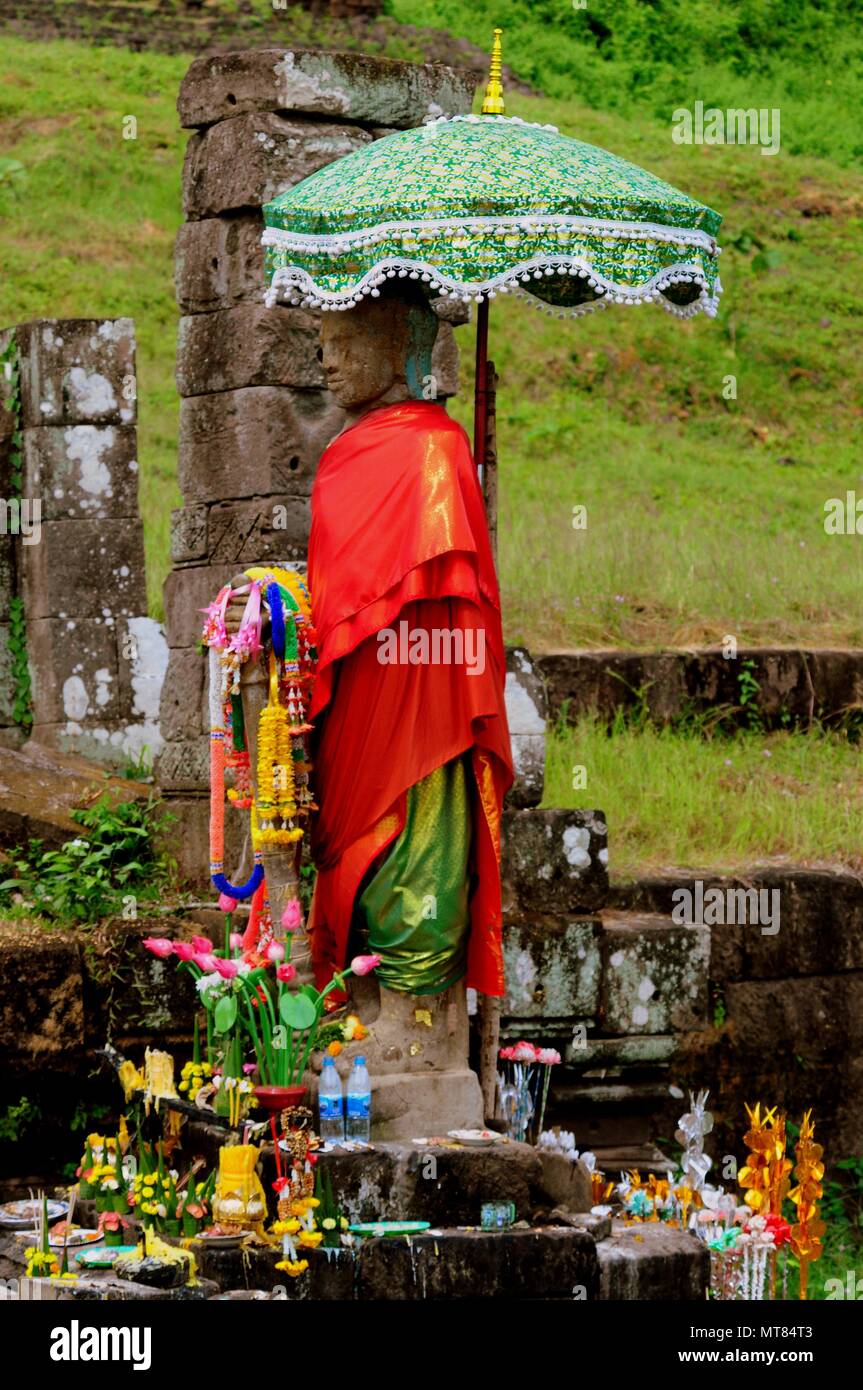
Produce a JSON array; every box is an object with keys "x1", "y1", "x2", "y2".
[
  {"x1": 370, "y1": 1067, "x2": 483, "y2": 1141},
  {"x1": 308, "y1": 977, "x2": 483, "y2": 1138}
]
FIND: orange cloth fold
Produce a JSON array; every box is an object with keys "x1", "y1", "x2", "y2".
[{"x1": 307, "y1": 401, "x2": 512, "y2": 996}]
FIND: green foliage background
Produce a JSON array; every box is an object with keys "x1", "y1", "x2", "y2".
[{"x1": 391, "y1": 0, "x2": 863, "y2": 165}]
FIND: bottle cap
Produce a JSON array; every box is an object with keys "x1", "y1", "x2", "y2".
[
  {"x1": 322, "y1": 1055, "x2": 334, "y2": 1067},
  {"x1": 354, "y1": 1056, "x2": 366, "y2": 1066}
]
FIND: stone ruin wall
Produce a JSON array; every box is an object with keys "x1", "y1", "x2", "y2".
[{"x1": 0, "y1": 317, "x2": 166, "y2": 762}]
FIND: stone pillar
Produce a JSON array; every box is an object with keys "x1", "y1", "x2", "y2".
[
  {"x1": 159, "y1": 48, "x2": 476, "y2": 881},
  {"x1": 0, "y1": 318, "x2": 167, "y2": 763}
]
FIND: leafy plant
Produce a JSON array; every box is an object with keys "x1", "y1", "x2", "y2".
[
  {"x1": 120, "y1": 747, "x2": 154, "y2": 781},
  {"x1": 0, "y1": 334, "x2": 32, "y2": 734},
  {"x1": 69, "y1": 1099, "x2": 112, "y2": 1134},
  {"x1": 736, "y1": 659, "x2": 763, "y2": 732},
  {"x1": 0, "y1": 1096, "x2": 41, "y2": 1143},
  {"x1": 7, "y1": 597, "x2": 33, "y2": 734},
  {"x1": 0, "y1": 794, "x2": 174, "y2": 924}
]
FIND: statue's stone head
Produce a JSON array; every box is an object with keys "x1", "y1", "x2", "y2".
[{"x1": 319, "y1": 284, "x2": 439, "y2": 412}]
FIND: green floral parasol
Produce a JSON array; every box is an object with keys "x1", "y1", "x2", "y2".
[{"x1": 263, "y1": 41, "x2": 721, "y2": 322}]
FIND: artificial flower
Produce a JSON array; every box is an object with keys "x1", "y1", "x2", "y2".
[
  {"x1": 537, "y1": 1048, "x2": 561, "y2": 1065},
  {"x1": 143, "y1": 937, "x2": 174, "y2": 959},
  {"x1": 327, "y1": 1040, "x2": 342, "y2": 1057},
  {"x1": 281, "y1": 899, "x2": 303, "y2": 931},
  {"x1": 276, "y1": 963, "x2": 297, "y2": 983},
  {"x1": 191, "y1": 935, "x2": 213, "y2": 954},
  {"x1": 298, "y1": 1230, "x2": 323, "y2": 1249},
  {"x1": 214, "y1": 958, "x2": 239, "y2": 979},
  {"x1": 195, "y1": 953, "x2": 221, "y2": 974},
  {"x1": 266, "y1": 941, "x2": 286, "y2": 963},
  {"x1": 196, "y1": 972, "x2": 222, "y2": 997},
  {"x1": 173, "y1": 941, "x2": 197, "y2": 962},
  {"x1": 275, "y1": 1259, "x2": 308, "y2": 1277},
  {"x1": 350, "y1": 954, "x2": 381, "y2": 977}
]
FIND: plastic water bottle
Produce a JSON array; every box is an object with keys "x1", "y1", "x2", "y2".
[
  {"x1": 346, "y1": 1056, "x2": 372, "y2": 1143},
  {"x1": 318, "y1": 1056, "x2": 345, "y2": 1144}
]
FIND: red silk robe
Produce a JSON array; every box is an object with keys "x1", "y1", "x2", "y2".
[{"x1": 307, "y1": 400, "x2": 513, "y2": 997}]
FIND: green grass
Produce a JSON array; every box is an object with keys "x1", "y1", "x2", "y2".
[
  {"x1": 545, "y1": 716, "x2": 863, "y2": 877},
  {"x1": 444, "y1": 91, "x2": 863, "y2": 650},
  {"x1": 390, "y1": 0, "x2": 863, "y2": 166},
  {"x1": 0, "y1": 20, "x2": 861, "y2": 642},
  {"x1": 0, "y1": 39, "x2": 187, "y2": 617}
]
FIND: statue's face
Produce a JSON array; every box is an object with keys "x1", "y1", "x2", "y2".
[{"x1": 319, "y1": 300, "x2": 406, "y2": 409}]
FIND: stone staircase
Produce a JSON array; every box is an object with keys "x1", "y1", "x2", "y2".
[
  {"x1": 499, "y1": 825, "x2": 703, "y2": 1166},
  {"x1": 501, "y1": 647, "x2": 863, "y2": 1166},
  {"x1": 499, "y1": 652, "x2": 704, "y2": 1167}
]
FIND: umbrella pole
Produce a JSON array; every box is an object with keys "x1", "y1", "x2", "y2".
[
  {"x1": 473, "y1": 295, "x2": 503, "y2": 1126},
  {"x1": 473, "y1": 296, "x2": 490, "y2": 472},
  {"x1": 482, "y1": 358, "x2": 499, "y2": 561}
]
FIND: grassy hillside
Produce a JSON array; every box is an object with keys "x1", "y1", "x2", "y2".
[
  {"x1": 0, "y1": 20, "x2": 861, "y2": 647},
  {"x1": 546, "y1": 717, "x2": 863, "y2": 876},
  {"x1": 0, "y1": 39, "x2": 188, "y2": 614},
  {"x1": 391, "y1": 0, "x2": 863, "y2": 166}
]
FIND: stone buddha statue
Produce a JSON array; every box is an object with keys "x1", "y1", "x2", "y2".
[{"x1": 227, "y1": 287, "x2": 512, "y2": 1137}]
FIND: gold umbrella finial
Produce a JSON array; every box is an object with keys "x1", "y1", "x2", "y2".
[{"x1": 481, "y1": 28, "x2": 505, "y2": 116}]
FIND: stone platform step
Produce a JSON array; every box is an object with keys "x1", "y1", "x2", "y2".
[
  {"x1": 0, "y1": 742, "x2": 152, "y2": 849},
  {"x1": 538, "y1": 646, "x2": 863, "y2": 730},
  {"x1": 502, "y1": 905, "x2": 708, "y2": 1152},
  {"x1": 2, "y1": 1220, "x2": 707, "y2": 1301},
  {"x1": 173, "y1": 1126, "x2": 594, "y2": 1226},
  {"x1": 590, "y1": 1143, "x2": 675, "y2": 1175},
  {"x1": 502, "y1": 908, "x2": 708, "y2": 1042}
]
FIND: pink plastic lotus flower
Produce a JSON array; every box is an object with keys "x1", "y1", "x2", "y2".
[
  {"x1": 143, "y1": 937, "x2": 174, "y2": 959},
  {"x1": 350, "y1": 954, "x2": 382, "y2": 977},
  {"x1": 266, "y1": 941, "x2": 286, "y2": 963},
  {"x1": 173, "y1": 941, "x2": 197, "y2": 962},
  {"x1": 281, "y1": 899, "x2": 303, "y2": 931},
  {"x1": 229, "y1": 932, "x2": 244, "y2": 951},
  {"x1": 191, "y1": 936, "x2": 213, "y2": 955},
  {"x1": 218, "y1": 893, "x2": 238, "y2": 914},
  {"x1": 215, "y1": 958, "x2": 239, "y2": 979},
  {"x1": 195, "y1": 952, "x2": 220, "y2": 974},
  {"x1": 276, "y1": 963, "x2": 297, "y2": 983}
]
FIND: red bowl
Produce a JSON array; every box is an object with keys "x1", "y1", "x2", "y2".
[{"x1": 253, "y1": 1085, "x2": 308, "y2": 1115}]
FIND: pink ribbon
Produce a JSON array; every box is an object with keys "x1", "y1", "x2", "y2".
[{"x1": 228, "y1": 580, "x2": 263, "y2": 661}]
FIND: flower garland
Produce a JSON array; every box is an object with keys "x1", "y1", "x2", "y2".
[{"x1": 202, "y1": 568, "x2": 317, "y2": 908}]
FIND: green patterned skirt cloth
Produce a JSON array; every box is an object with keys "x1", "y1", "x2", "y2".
[{"x1": 359, "y1": 755, "x2": 472, "y2": 995}]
